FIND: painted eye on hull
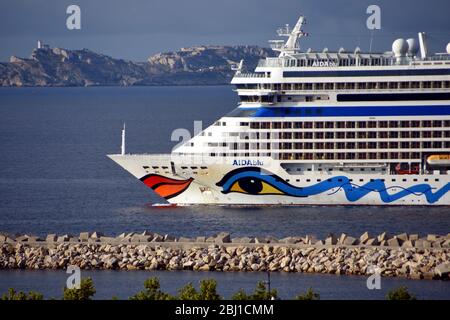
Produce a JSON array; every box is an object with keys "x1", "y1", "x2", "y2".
[
  {"x1": 216, "y1": 168, "x2": 288, "y2": 196},
  {"x1": 229, "y1": 177, "x2": 284, "y2": 195}
]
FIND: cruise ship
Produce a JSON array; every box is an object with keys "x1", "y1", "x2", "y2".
[{"x1": 109, "y1": 16, "x2": 450, "y2": 205}]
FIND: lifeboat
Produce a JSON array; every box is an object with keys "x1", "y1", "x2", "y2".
[{"x1": 427, "y1": 155, "x2": 450, "y2": 166}]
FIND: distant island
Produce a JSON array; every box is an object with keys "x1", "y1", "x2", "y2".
[{"x1": 0, "y1": 41, "x2": 273, "y2": 87}]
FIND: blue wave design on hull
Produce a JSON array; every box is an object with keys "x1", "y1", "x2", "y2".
[{"x1": 217, "y1": 168, "x2": 450, "y2": 204}]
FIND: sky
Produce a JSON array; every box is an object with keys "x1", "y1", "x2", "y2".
[{"x1": 0, "y1": 0, "x2": 449, "y2": 62}]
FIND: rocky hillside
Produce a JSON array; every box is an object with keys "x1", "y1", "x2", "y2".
[{"x1": 0, "y1": 45, "x2": 273, "y2": 87}]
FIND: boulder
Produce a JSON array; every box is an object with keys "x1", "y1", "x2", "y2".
[
  {"x1": 325, "y1": 234, "x2": 338, "y2": 245},
  {"x1": 305, "y1": 235, "x2": 318, "y2": 245},
  {"x1": 15, "y1": 235, "x2": 29, "y2": 242},
  {"x1": 359, "y1": 232, "x2": 370, "y2": 244},
  {"x1": 395, "y1": 233, "x2": 408, "y2": 243},
  {"x1": 232, "y1": 237, "x2": 254, "y2": 244},
  {"x1": 151, "y1": 234, "x2": 164, "y2": 242},
  {"x1": 338, "y1": 233, "x2": 347, "y2": 244},
  {"x1": 57, "y1": 235, "x2": 69, "y2": 243},
  {"x1": 46, "y1": 234, "x2": 57, "y2": 242},
  {"x1": 434, "y1": 263, "x2": 450, "y2": 279},
  {"x1": 402, "y1": 240, "x2": 414, "y2": 248},
  {"x1": 141, "y1": 230, "x2": 153, "y2": 236},
  {"x1": 79, "y1": 232, "x2": 90, "y2": 242},
  {"x1": 387, "y1": 237, "x2": 400, "y2": 247},
  {"x1": 422, "y1": 240, "x2": 432, "y2": 248},
  {"x1": 178, "y1": 237, "x2": 193, "y2": 242},
  {"x1": 279, "y1": 237, "x2": 299, "y2": 244},
  {"x1": 205, "y1": 237, "x2": 215, "y2": 243},
  {"x1": 432, "y1": 241, "x2": 442, "y2": 248},
  {"x1": 377, "y1": 232, "x2": 388, "y2": 242},
  {"x1": 426, "y1": 234, "x2": 438, "y2": 242},
  {"x1": 100, "y1": 236, "x2": 116, "y2": 243},
  {"x1": 164, "y1": 234, "x2": 176, "y2": 242},
  {"x1": 215, "y1": 232, "x2": 231, "y2": 244},
  {"x1": 265, "y1": 236, "x2": 279, "y2": 243},
  {"x1": 0, "y1": 235, "x2": 6, "y2": 243},
  {"x1": 365, "y1": 238, "x2": 379, "y2": 246},
  {"x1": 414, "y1": 239, "x2": 424, "y2": 248},
  {"x1": 343, "y1": 236, "x2": 357, "y2": 246},
  {"x1": 409, "y1": 234, "x2": 419, "y2": 241},
  {"x1": 91, "y1": 232, "x2": 104, "y2": 239},
  {"x1": 195, "y1": 236, "x2": 206, "y2": 242},
  {"x1": 443, "y1": 240, "x2": 450, "y2": 248},
  {"x1": 254, "y1": 237, "x2": 267, "y2": 244},
  {"x1": 26, "y1": 236, "x2": 41, "y2": 242}
]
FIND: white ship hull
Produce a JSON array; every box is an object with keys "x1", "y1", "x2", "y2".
[
  {"x1": 108, "y1": 154, "x2": 450, "y2": 205},
  {"x1": 108, "y1": 15, "x2": 450, "y2": 206}
]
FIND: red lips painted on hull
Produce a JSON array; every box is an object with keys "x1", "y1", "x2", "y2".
[{"x1": 140, "y1": 174, "x2": 193, "y2": 199}]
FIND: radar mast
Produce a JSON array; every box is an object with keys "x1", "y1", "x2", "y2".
[{"x1": 269, "y1": 15, "x2": 308, "y2": 57}]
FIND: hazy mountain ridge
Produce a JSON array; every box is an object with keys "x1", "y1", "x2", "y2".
[{"x1": 0, "y1": 45, "x2": 274, "y2": 87}]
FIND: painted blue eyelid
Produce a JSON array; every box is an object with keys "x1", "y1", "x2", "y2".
[{"x1": 218, "y1": 170, "x2": 450, "y2": 203}]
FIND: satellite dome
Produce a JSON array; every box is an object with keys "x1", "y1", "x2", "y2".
[
  {"x1": 392, "y1": 39, "x2": 408, "y2": 57},
  {"x1": 447, "y1": 42, "x2": 450, "y2": 54},
  {"x1": 406, "y1": 38, "x2": 419, "y2": 56}
]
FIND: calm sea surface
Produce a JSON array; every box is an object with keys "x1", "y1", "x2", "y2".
[{"x1": 0, "y1": 86, "x2": 449, "y2": 299}]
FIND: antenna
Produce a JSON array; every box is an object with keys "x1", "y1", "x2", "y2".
[
  {"x1": 231, "y1": 59, "x2": 244, "y2": 73},
  {"x1": 121, "y1": 123, "x2": 126, "y2": 155}
]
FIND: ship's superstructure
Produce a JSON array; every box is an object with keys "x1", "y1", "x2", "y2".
[{"x1": 109, "y1": 16, "x2": 450, "y2": 205}]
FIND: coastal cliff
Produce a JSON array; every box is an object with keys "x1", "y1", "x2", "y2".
[{"x1": 0, "y1": 44, "x2": 273, "y2": 87}]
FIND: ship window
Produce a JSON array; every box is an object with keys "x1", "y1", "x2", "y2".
[
  {"x1": 359, "y1": 179, "x2": 364, "y2": 182},
  {"x1": 392, "y1": 179, "x2": 396, "y2": 182},
  {"x1": 325, "y1": 83, "x2": 334, "y2": 90},
  {"x1": 152, "y1": 166, "x2": 159, "y2": 169},
  {"x1": 143, "y1": 166, "x2": 149, "y2": 169},
  {"x1": 306, "y1": 179, "x2": 311, "y2": 182},
  {"x1": 435, "y1": 179, "x2": 440, "y2": 182}
]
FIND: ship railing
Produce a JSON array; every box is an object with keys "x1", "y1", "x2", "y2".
[{"x1": 256, "y1": 55, "x2": 450, "y2": 68}]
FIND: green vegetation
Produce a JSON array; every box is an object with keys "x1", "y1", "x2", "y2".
[
  {"x1": 232, "y1": 281, "x2": 278, "y2": 300},
  {"x1": 178, "y1": 279, "x2": 221, "y2": 300},
  {"x1": 130, "y1": 277, "x2": 175, "y2": 300},
  {"x1": 386, "y1": 286, "x2": 417, "y2": 300},
  {"x1": 0, "y1": 277, "x2": 419, "y2": 301},
  {"x1": 63, "y1": 278, "x2": 96, "y2": 300},
  {"x1": 295, "y1": 287, "x2": 320, "y2": 300},
  {"x1": 1, "y1": 288, "x2": 43, "y2": 300}
]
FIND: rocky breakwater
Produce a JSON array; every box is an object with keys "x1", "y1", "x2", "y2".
[{"x1": 1, "y1": 231, "x2": 449, "y2": 280}]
